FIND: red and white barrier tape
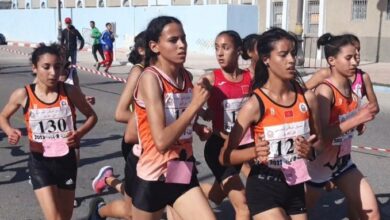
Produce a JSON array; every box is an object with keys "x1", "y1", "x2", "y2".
[
  {"x1": 0, "y1": 47, "x2": 30, "y2": 56},
  {"x1": 352, "y1": 145, "x2": 390, "y2": 153},
  {"x1": 1, "y1": 46, "x2": 127, "y2": 83},
  {"x1": 71, "y1": 65, "x2": 127, "y2": 83}
]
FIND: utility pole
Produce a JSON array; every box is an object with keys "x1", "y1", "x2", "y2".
[
  {"x1": 57, "y1": 0, "x2": 62, "y2": 42},
  {"x1": 295, "y1": 0, "x2": 304, "y2": 66}
]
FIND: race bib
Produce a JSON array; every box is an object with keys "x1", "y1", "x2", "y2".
[
  {"x1": 281, "y1": 159, "x2": 311, "y2": 185},
  {"x1": 29, "y1": 104, "x2": 74, "y2": 142},
  {"x1": 165, "y1": 160, "x2": 193, "y2": 184},
  {"x1": 332, "y1": 110, "x2": 356, "y2": 146},
  {"x1": 339, "y1": 138, "x2": 352, "y2": 158},
  {"x1": 264, "y1": 120, "x2": 310, "y2": 169},
  {"x1": 42, "y1": 139, "x2": 69, "y2": 157},
  {"x1": 223, "y1": 97, "x2": 248, "y2": 133},
  {"x1": 164, "y1": 92, "x2": 193, "y2": 141}
]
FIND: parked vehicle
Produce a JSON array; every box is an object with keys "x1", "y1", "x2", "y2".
[{"x1": 0, "y1": 33, "x2": 7, "y2": 45}]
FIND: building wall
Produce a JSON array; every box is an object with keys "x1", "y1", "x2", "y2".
[
  {"x1": 324, "y1": 0, "x2": 390, "y2": 61},
  {"x1": 257, "y1": 0, "x2": 266, "y2": 31},
  {"x1": 17, "y1": 0, "x2": 24, "y2": 8},
  {"x1": 0, "y1": 5, "x2": 258, "y2": 55},
  {"x1": 64, "y1": 0, "x2": 75, "y2": 7},
  {"x1": 287, "y1": 0, "x2": 298, "y2": 33},
  {"x1": 85, "y1": 0, "x2": 96, "y2": 7},
  {"x1": 31, "y1": 0, "x2": 39, "y2": 8}
]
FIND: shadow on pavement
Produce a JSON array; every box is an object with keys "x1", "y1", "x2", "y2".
[
  {"x1": 78, "y1": 151, "x2": 122, "y2": 168},
  {"x1": 80, "y1": 134, "x2": 123, "y2": 148}
]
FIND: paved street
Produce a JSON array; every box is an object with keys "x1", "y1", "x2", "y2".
[{"x1": 0, "y1": 46, "x2": 389, "y2": 220}]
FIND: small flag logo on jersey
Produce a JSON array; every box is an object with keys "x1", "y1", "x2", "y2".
[{"x1": 284, "y1": 110, "x2": 293, "y2": 118}]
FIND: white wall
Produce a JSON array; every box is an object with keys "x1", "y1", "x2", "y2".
[{"x1": 0, "y1": 5, "x2": 258, "y2": 55}]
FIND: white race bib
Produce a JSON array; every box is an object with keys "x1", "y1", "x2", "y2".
[
  {"x1": 29, "y1": 103, "x2": 74, "y2": 142},
  {"x1": 223, "y1": 97, "x2": 249, "y2": 132},
  {"x1": 164, "y1": 92, "x2": 193, "y2": 141},
  {"x1": 332, "y1": 110, "x2": 357, "y2": 146},
  {"x1": 264, "y1": 120, "x2": 310, "y2": 169}
]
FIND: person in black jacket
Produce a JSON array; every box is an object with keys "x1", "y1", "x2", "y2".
[{"x1": 61, "y1": 17, "x2": 84, "y2": 65}]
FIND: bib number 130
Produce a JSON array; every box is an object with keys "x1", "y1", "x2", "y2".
[{"x1": 38, "y1": 119, "x2": 67, "y2": 133}]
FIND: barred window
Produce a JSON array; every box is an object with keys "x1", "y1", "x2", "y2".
[
  {"x1": 272, "y1": 1, "x2": 283, "y2": 28},
  {"x1": 352, "y1": 0, "x2": 367, "y2": 20},
  {"x1": 307, "y1": 0, "x2": 319, "y2": 34}
]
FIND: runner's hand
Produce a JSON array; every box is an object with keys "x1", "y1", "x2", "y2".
[
  {"x1": 355, "y1": 103, "x2": 376, "y2": 125},
  {"x1": 194, "y1": 123, "x2": 212, "y2": 141},
  {"x1": 356, "y1": 123, "x2": 366, "y2": 136},
  {"x1": 255, "y1": 135, "x2": 269, "y2": 164},
  {"x1": 7, "y1": 128, "x2": 21, "y2": 145},
  {"x1": 66, "y1": 131, "x2": 80, "y2": 148},
  {"x1": 295, "y1": 135, "x2": 316, "y2": 159},
  {"x1": 191, "y1": 79, "x2": 210, "y2": 109}
]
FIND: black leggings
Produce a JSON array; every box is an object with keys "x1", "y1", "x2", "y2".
[{"x1": 92, "y1": 44, "x2": 104, "y2": 62}]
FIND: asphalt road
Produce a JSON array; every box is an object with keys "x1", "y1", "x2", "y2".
[{"x1": 0, "y1": 47, "x2": 389, "y2": 220}]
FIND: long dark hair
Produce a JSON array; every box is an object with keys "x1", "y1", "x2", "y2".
[
  {"x1": 144, "y1": 16, "x2": 182, "y2": 67},
  {"x1": 128, "y1": 31, "x2": 146, "y2": 65},
  {"x1": 253, "y1": 27, "x2": 303, "y2": 90},
  {"x1": 216, "y1": 30, "x2": 243, "y2": 50},
  {"x1": 317, "y1": 33, "x2": 353, "y2": 61},
  {"x1": 242, "y1": 33, "x2": 260, "y2": 60}
]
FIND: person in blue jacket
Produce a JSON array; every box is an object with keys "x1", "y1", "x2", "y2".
[{"x1": 97, "y1": 22, "x2": 115, "y2": 73}]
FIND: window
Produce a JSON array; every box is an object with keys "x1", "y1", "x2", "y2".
[
  {"x1": 41, "y1": 2, "x2": 45, "y2": 8},
  {"x1": 77, "y1": 0, "x2": 83, "y2": 7},
  {"x1": 123, "y1": 0, "x2": 129, "y2": 6},
  {"x1": 26, "y1": 2, "x2": 30, "y2": 8},
  {"x1": 307, "y1": 0, "x2": 319, "y2": 34},
  {"x1": 352, "y1": 0, "x2": 367, "y2": 20},
  {"x1": 272, "y1": 1, "x2": 283, "y2": 28},
  {"x1": 98, "y1": 0, "x2": 104, "y2": 7}
]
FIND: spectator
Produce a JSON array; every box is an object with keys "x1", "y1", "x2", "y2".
[
  {"x1": 60, "y1": 17, "x2": 84, "y2": 65},
  {"x1": 90, "y1": 21, "x2": 105, "y2": 66},
  {"x1": 97, "y1": 22, "x2": 115, "y2": 73}
]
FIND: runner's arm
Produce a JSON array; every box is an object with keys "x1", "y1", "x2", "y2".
[
  {"x1": 219, "y1": 95, "x2": 261, "y2": 165},
  {"x1": 115, "y1": 65, "x2": 143, "y2": 123},
  {"x1": 315, "y1": 84, "x2": 375, "y2": 145},
  {"x1": 140, "y1": 71, "x2": 209, "y2": 153},
  {"x1": 362, "y1": 72, "x2": 380, "y2": 114},
  {"x1": 66, "y1": 84, "x2": 97, "y2": 139},
  {"x1": 0, "y1": 88, "x2": 27, "y2": 142},
  {"x1": 305, "y1": 68, "x2": 330, "y2": 90}
]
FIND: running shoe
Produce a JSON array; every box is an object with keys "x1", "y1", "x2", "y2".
[
  {"x1": 87, "y1": 197, "x2": 106, "y2": 220},
  {"x1": 92, "y1": 166, "x2": 113, "y2": 194}
]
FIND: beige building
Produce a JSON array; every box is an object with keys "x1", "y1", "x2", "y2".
[
  {"x1": 258, "y1": 0, "x2": 390, "y2": 62},
  {"x1": 5, "y1": 0, "x2": 255, "y2": 9},
  {"x1": 4, "y1": 0, "x2": 390, "y2": 61}
]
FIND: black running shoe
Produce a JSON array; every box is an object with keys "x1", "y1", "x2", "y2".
[{"x1": 86, "y1": 197, "x2": 106, "y2": 220}]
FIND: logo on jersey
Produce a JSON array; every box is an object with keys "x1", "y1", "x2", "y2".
[
  {"x1": 299, "y1": 103, "x2": 308, "y2": 113},
  {"x1": 217, "y1": 81, "x2": 227, "y2": 86},
  {"x1": 336, "y1": 98, "x2": 343, "y2": 106},
  {"x1": 266, "y1": 130, "x2": 274, "y2": 139},
  {"x1": 270, "y1": 108, "x2": 276, "y2": 116},
  {"x1": 60, "y1": 100, "x2": 68, "y2": 107},
  {"x1": 241, "y1": 85, "x2": 250, "y2": 95},
  {"x1": 284, "y1": 110, "x2": 294, "y2": 118}
]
